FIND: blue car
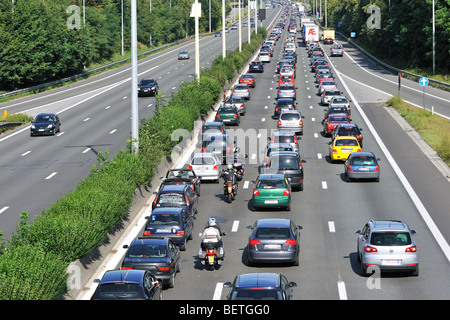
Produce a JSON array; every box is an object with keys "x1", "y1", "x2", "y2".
[
  {"x1": 249, "y1": 61, "x2": 264, "y2": 73},
  {"x1": 144, "y1": 208, "x2": 194, "y2": 251},
  {"x1": 344, "y1": 152, "x2": 380, "y2": 182},
  {"x1": 152, "y1": 184, "x2": 198, "y2": 217},
  {"x1": 91, "y1": 269, "x2": 162, "y2": 300}
]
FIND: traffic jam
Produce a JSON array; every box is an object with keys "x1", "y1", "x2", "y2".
[{"x1": 90, "y1": 3, "x2": 419, "y2": 301}]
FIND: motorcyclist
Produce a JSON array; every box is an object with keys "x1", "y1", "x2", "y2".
[
  {"x1": 221, "y1": 163, "x2": 238, "y2": 196},
  {"x1": 200, "y1": 217, "x2": 225, "y2": 262}
]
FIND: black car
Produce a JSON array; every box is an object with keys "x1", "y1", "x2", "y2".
[
  {"x1": 273, "y1": 98, "x2": 296, "y2": 119},
  {"x1": 121, "y1": 236, "x2": 181, "y2": 288},
  {"x1": 266, "y1": 151, "x2": 304, "y2": 191},
  {"x1": 138, "y1": 78, "x2": 159, "y2": 97},
  {"x1": 201, "y1": 132, "x2": 233, "y2": 164},
  {"x1": 91, "y1": 269, "x2": 162, "y2": 300},
  {"x1": 152, "y1": 184, "x2": 198, "y2": 217},
  {"x1": 223, "y1": 273, "x2": 297, "y2": 300},
  {"x1": 143, "y1": 208, "x2": 195, "y2": 251},
  {"x1": 161, "y1": 169, "x2": 201, "y2": 196},
  {"x1": 30, "y1": 113, "x2": 61, "y2": 136},
  {"x1": 331, "y1": 123, "x2": 363, "y2": 147}
]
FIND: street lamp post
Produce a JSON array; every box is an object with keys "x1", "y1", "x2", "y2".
[{"x1": 130, "y1": 0, "x2": 139, "y2": 154}]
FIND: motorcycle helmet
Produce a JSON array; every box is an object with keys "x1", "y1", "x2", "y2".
[
  {"x1": 227, "y1": 164, "x2": 233, "y2": 170},
  {"x1": 208, "y1": 217, "x2": 217, "y2": 227}
]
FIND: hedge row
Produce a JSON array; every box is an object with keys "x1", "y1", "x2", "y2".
[{"x1": 0, "y1": 28, "x2": 267, "y2": 300}]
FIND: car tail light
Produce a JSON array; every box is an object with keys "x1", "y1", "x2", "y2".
[
  {"x1": 275, "y1": 107, "x2": 278, "y2": 112},
  {"x1": 249, "y1": 240, "x2": 261, "y2": 245},
  {"x1": 234, "y1": 114, "x2": 238, "y2": 118},
  {"x1": 201, "y1": 146, "x2": 205, "y2": 153},
  {"x1": 278, "y1": 120, "x2": 282, "y2": 126},
  {"x1": 364, "y1": 246, "x2": 378, "y2": 253},
  {"x1": 185, "y1": 195, "x2": 189, "y2": 205},
  {"x1": 188, "y1": 165, "x2": 193, "y2": 170},
  {"x1": 283, "y1": 189, "x2": 290, "y2": 196},
  {"x1": 121, "y1": 267, "x2": 133, "y2": 270},
  {"x1": 293, "y1": 136, "x2": 298, "y2": 143},
  {"x1": 356, "y1": 135, "x2": 362, "y2": 140},
  {"x1": 405, "y1": 246, "x2": 417, "y2": 253},
  {"x1": 176, "y1": 230, "x2": 185, "y2": 236},
  {"x1": 285, "y1": 240, "x2": 297, "y2": 245},
  {"x1": 332, "y1": 149, "x2": 337, "y2": 154},
  {"x1": 347, "y1": 165, "x2": 353, "y2": 171},
  {"x1": 143, "y1": 230, "x2": 152, "y2": 236},
  {"x1": 213, "y1": 165, "x2": 219, "y2": 170},
  {"x1": 216, "y1": 114, "x2": 220, "y2": 118},
  {"x1": 299, "y1": 120, "x2": 303, "y2": 125},
  {"x1": 253, "y1": 189, "x2": 260, "y2": 196},
  {"x1": 374, "y1": 165, "x2": 379, "y2": 172},
  {"x1": 357, "y1": 149, "x2": 362, "y2": 152},
  {"x1": 153, "y1": 195, "x2": 158, "y2": 206},
  {"x1": 158, "y1": 267, "x2": 170, "y2": 271}
]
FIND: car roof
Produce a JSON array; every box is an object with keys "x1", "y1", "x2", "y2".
[
  {"x1": 369, "y1": 220, "x2": 410, "y2": 232},
  {"x1": 234, "y1": 273, "x2": 281, "y2": 288},
  {"x1": 99, "y1": 269, "x2": 146, "y2": 285}
]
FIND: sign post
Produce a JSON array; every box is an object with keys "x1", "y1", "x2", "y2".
[{"x1": 419, "y1": 77, "x2": 429, "y2": 111}]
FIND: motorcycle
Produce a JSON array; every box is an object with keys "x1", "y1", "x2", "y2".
[
  {"x1": 233, "y1": 158, "x2": 245, "y2": 181},
  {"x1": 223, "y1": 178, "x2": 237, "y2": 203},
  {"x1": 198, "y1": 234, "x2": 226, "y2": 270}
]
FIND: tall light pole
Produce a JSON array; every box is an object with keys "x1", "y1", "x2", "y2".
[
  {"x1": 432, "y1": 0, "x2": 435, "y2": 75},
  {"x1": 238, "y1": 0, "x2": 242, "y2": 52},
  {"x1": 247, "y1": 0, "x2": 251, "y2": 44},
  {"x1": 131, "y1": 0, "x2": 139, "y2": 154},
  {"x1": 191, "y1": 0, "x2": 201, "y2": 83},
  {"x1": 121, "y1": 0, "x2": 124, "y2": 57},
  {"x1": 222, "y1": 0, "x2": 226, "y2": 59}
]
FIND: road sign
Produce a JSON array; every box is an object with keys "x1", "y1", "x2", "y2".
[{"x1": 419, "y1": 77, "x2": 429, "y2": 87}]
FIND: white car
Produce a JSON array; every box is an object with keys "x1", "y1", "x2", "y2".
[
  {"x1": 189, "y1": 153, "x2": 222, "y2": 182},
  {"x1": 258, "y1": 51, "x2": 271, "y2": 63},
  {"x1": 318, "y1": 80, "x2": 337, "y2": 95},
  {"x1": 277, "y1": 110, "x2": 303, "y2": 136},
  {"x1": 329, "y1": 96, "x2": 351, "y2": 113},
  {"x1": 232, "y1": 84, "x2": 251, "y2": 100}
]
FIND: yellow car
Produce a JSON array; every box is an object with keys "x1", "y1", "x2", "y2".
[{"x1": 329, "y1": 136, "x2": 361, "y2": 162}]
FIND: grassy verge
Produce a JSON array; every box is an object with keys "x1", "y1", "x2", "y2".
[
  {"x1": 388, "y1": 95, "x2": 450, "y2": 166},
  {"x1": 0, "y1": 113, "x2": 33, "y2": 134}
]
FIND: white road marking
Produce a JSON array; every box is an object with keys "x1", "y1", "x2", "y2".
[
  {"x1": 213, "y1": 282, "x2": 224, "y2": 300},
  {"x1": 337, "y1": 280, "x2": 347, "y2": 300},
  {"x1": 232, "y1": 220, "x2": 240, "y2": 232},
  {"x1": 109, "y1": 129, "x2": 117, "y2": 134},
  {"x1": 317, "y1": 153, "x2": 322, "y2": 159},
  {"x1": 45, "y1": 172, "x2": 58, "y2": 180},
  {"x1": 322, "y1": 181, "x2": 328, "y2": 189},
  {"x1": 82, "y1": 148, "x2": 91, "y2": 154},
  {"x1": 243, "y1": 181, "x2": 250, "y2": 189},
  {"x1": 328, "y1": 221, "x2": 336, "y2": 233},
  {"x1": 0, "y1": 206, "x2": 9, "y2": 214},
  {"x1": 21, "y1": 151, "x2": 31, "y2": 157},
  {"x1": 83, "y1": 118, "x2": 90, "y2": 122}
]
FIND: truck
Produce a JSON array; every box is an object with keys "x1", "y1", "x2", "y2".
[
  {"x1": 300, "y1": 17, "x2": 312, "y2": 30},
  {"x1": 303, "y1": 24, "x2": 319, "y2": 44},
  {"x1": 323, "y1": 30, "x2": 335, "y2": 44}
]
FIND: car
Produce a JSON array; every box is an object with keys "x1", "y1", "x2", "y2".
[
  {"x1": 277, "y1": 109, "x2": 303, "y2": 136},
  {"x1": 261, "y1": 46, "x2": 273, "y2": 57},
  {"x1": 200, "y1": 133, "x2": 233, "y2": 164},
  {"x1": 143, "y1": 208, "x2": 194, "y2": 251},
  {"x1": 251, "y1": 173, "x2": 291, "y2": 211},
  {"x1": 232, "y1": 84, "x2": 251, "y2": 100},
  {"x1": 344, "y1": 152, "x2": 380, "y2": 182},
  {"x1": 273, "y1": 98, "x2": 296, "y2": 119},
  {"x1": 329, "y1": 96, "x2": 351, "y2": 113},
  {"x1": 249, "y1": 61, "x2": 264, "y2": 73},
  {"x1": 246, "y1": 218, "x2": 301, "y2": 266},
  {"x1": 324, "y1": 37, "x2": 334, "y2": 44},
  {"x1": 315, "y1": 65, "x2": 331, "y2": 76},
  {"x1": 323, "y1": 113, "x2": 350, "y2": 136},
  {"x1": 152, "y1": 184, "x2": 198, "y2": 217},
  {"x1": 276, "y1": 83, "x2": 297, "y2": 100},
  {"x1": 177, "y1": 50, "x2": 189, "y2": 60},
  {"x1": 265, "y1": 151, "x2": 304, "y2": 191},
  {"x1": 30, "y1": 113, "x2": 61, "y2": 136},
  {"x1": 258, "y1": 51, "x2": 271, "y2": 63},
  {"x1": 188, "y1": 152, "x2": 222, "y2": 181},
  {"x1": 278, "y1": 75, "x2": 295, "y2": 87},
  {"x1": 279, "y1": 66, "x2": 296, "y2": 79},
  {"x1": 215, "y1": 105, "x2": 240, "y2": 126},
  {"x1": 198, "y1": 122, "x2": 227, "y2": 145},
  {"x1": 239, "y1": 74, "x2": 255, "y2": 88},
  {"x1": 318, "y1": 80, "x2": 337, "y2": 95},
  {"x1": 161, "y1": 169, "x2": 201, "y2": 196},
  {"x1": 323, "y1": 105, "x2": 351, "y2": 124},
  {"x1": 332, "y1": 123, "x2": 363, "y2": 147},
  {"x1": 223, "y1": 273, "x2": 297, "y2": 300},
  {"x1": 311, "y1": 59, "x2": 328, "y2": 72},
  {"x1": 328, "y1": 136, "x2": 361, "y2": 162},
  {"x1": 315, "y1": 70, "x2": 333, "y2": 83},
  {"x1": 261, "y1": 142, "x2": 295, "y2": 165},
  {"x1": 223, "y1": 95, "x2": 246, "y2": 115},
  {"x1": 330, "y1": 44, "x2": 343, "y2": 57},
  {"x1": 269, "y1": 131, "x2": 299, "y2": 154},
  {"x1": 231, "y1": 24, "x2": 237, "y2": 30},
  {"x1": 138, "y1": 78, "x2": 159, "y2": 97},
  {"x1": 215, "y1": 31, "x2": 222, "y2": 37},
  {"x1": 121, "y1": 236, "x2": 181, "y2": 288},
  {"x1": 321, "y1": 88, "x2": 342, "y2": 105},
  {"x1": 91, "y1": 269, "x2": 162, "y2": 300},
  {"x1": 355, "y1": 220, "x2": 418, "y2": 276}
]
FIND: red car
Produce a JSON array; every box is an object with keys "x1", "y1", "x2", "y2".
[
  {"x1": 239, "y1": 74, "x2": 255, "y2": 88},
  {"x1": 278, "y1": 75, "x2": 295, "y2": 87},
  {"x1": 323, "y1": 113, "x2": 350, "y2": 137}
]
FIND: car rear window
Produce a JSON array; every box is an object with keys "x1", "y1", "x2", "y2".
[
  {"x1": 256, "y1": 179, "x2": 287, "y2": 189},
  {"x1": 95, "y1": 283, "x2": 144, "y2": 299},
  {"x1": 127, "y1": 244, "x2": 168, "y2": 258},
  {"x1": 370, "y1": 232, "x2": 412, "y2": 246},
  {"x1": 157, "y1": 193, "x2": 186, "y2": 205},
  {"x1": 232, "y1": 289, "x2": 282, "y2": 300},
  {"x1": 268, "y1": 157, "x2": 300, "y2": 170},
  {"x1": 148, "y1": 213, "x2": 182, "y2": 225},
  {"x1": 352, "y1": 156, "x2": 376, "y2": 166},
  {"x1": 255, "y1": 227, "x2": 291, "y2": 239},
  {"x1": 335, "y1": 139, "x2": 358, "y2": 146},
  {"x1": 192, "y1": 156, "x2": 216, "y2": 165},
  {"x1": 280, "y1": 113, "x2": 300, "y2": 120},
  {"x1": 273, "y1": 136, "x2": 295, "y2": 144},
  {"x1": 329, "y1": 116, "x2": 348, "y2": 122},
  {"x1": 338, "y1": 127, "x2": 360, "y2": 135}
]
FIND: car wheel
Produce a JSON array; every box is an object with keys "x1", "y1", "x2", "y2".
[
  {"x1": 169, "y1": 273, "x2": 175, "y2": 288},
  {"x1": 411, "y1": 265, "x2": 419, "y2": 277},
  {"x1": 360, "y1": 261, "x2": 368, "y2": 277},
  {"x1": 180, "y1": 239, "x2": 186, "y2": 251}
]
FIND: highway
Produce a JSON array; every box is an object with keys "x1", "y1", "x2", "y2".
[{"x1": 1, "y1": 3, "x2": 449, "y2": 302}]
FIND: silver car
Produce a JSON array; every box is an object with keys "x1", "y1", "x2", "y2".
[
  {"x1": 189, "y1": 153, "x2": 222, "y2": 182},
  {"x1": 277, "y1": 110, "x2": 303, "y2": 136},
  {"x1": 345, "y1": 152, "x2": 379, "y2": 182},
  {"x1": 355, "y1": 220, "x2": 418, "y2": 276},
  {"x1": 318, "y1": 80, "x2": 337, "y2": 95},
  {"x1": 223, "y1": 96, "x2": 246, "y2": 115},
  {"x1": 269, "y1": 131, "x2": 299, "y2": 154},
  {"x1": 329, "y1": 96, "x2": 351, "y2": 113},
  {"x1": 178, "y1": 50, "x2": 189, "y2": 60},
  {"x1": 232, "y1": 84, "x2": 251, "y2": 100},
  {"x1": 320, "y1": 88, "x2": 342, "y2": 105},
  {"x1": 330, "y1": 44, "x2": 343, "y2": 57},
  {"x1": 277, "y1": 83, "x2": 297, "y2": 100},
  {"x1": 258, "y1": 51, "x2": 271, "y2": 63}
]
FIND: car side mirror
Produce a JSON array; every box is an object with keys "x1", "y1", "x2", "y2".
[
  {"x1": 223, "y1": 282, "x2": 232, "y2": 288},
  {"x1": 355, "y1": 230, "x2": 361, "y2": 235}
]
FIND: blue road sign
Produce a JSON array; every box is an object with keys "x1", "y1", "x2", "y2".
[{"x1": 419, "y1": 77, "x2": 429, "y2": 87}]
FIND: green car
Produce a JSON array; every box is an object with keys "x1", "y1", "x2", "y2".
[
  {"x1": 215, "y1": 105, "x2": 240, "y2": 126},
  {"x1": 251, "y1": 174, "x2": 291, "y2": 211}
]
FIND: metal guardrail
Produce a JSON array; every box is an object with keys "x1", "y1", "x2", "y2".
[{"x1": 0, "y1": 122, "x2": 23, "y2": 128}]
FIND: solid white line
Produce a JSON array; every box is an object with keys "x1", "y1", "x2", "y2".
[
  {"x1": 0, "y1": 206, "x2": 9, "y2": 214},
  {"x1": 328, "y1": 221, "x2": 336, "y2": 233},
  {"x1": 213, "y1": 282, "x2": 224, "y2": 300},
  {"x1": 232, "y1": 220, "x2": 240, "y2": 232},
  {"x1": 337, "y1": 280, "x2": 347, "y2": 300},
  {"x1": 45, "y1": 172, "x2": 58, "y2": 180}
]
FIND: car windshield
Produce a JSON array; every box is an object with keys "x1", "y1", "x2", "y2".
[
  {"x1": 256, "y1": 179, "x2": 287, "y2": 189},
  {"x1": 180, "y1": 51, "x2": 187, "y2": 54},
  {"x1": 35, "y1": 114, "x2": 54, "y2": 122},
  {"x1": 147, "y1": 213, "x2": 182, "y2": 226},
  {"x1": 157, "y1": 193, "x2": 186, "y2": 206},
  {"x1": 139, "y1": 79, "x2": 155, "y2": 85},
  {"x1": 352, "y1": 156, "x2": 376, "y2": 166},
  {"x1": 95, "y1": 283, "x2": 144, "y2": 299},
  {"x1": 192, "y1": 156, "x2": 216, "y2": 165},
  {"x1": 335, "y1": 139, "x2": 358, "y2": 146},
  {"x1": 127, "y1": 244, "x2": 168, "y2": 258},
  {"x1": 231, "y1": 289, "x2": 282, "y2": 300},
  {"x1": 268, "y1": 157, "x2": 300, "y2": 170},
  {"x1": 370, "y1": 232, "x2": 412, "y2": 246},
  {"x1": 280, "y1": 113, "x2": 299, "y2": 120}
]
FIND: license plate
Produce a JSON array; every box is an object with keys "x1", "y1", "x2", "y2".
[
  {"x1": 343, "y1": 149, "x2": 353, "y2": 153},
  {"x1": 264, "y1": 244, "x2": 281, "y2": 249},
  {"x1": 39, "y1": 129, "x2": 44, "y2": 131},
  {"x1": 264, "y1": 200, "x2": 278, "y2": 204},
  {"x1": 382, "y1": 259, "x2": 401, "y2": 265},
  {"x1": 358, "y1": 167, "x2": 370, "y2": 171},
  {"x1": 208, "y1": 256, "x2": 215, "y2": 263},
  {"x1": 156, "y1": 229, "x2": 171, "y2": 233}
]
